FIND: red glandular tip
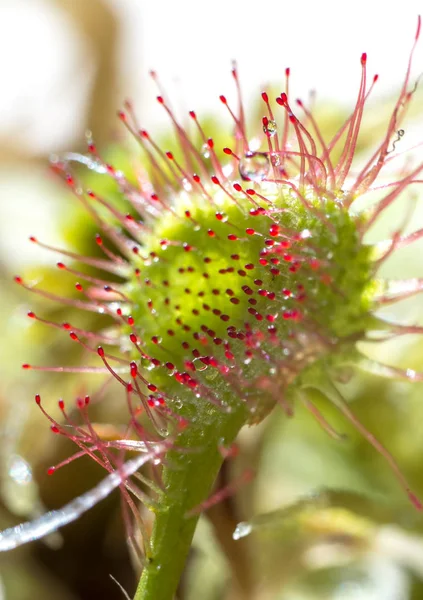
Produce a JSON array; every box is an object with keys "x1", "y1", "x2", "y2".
[{"x1": 130, "y1": 362, "x2": 138, "y2": 377}]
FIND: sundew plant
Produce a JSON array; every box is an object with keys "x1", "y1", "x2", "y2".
[{"x1": 1, "y1": 16, "x2": 423, "y2": 600}]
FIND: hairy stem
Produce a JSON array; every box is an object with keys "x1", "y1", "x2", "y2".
[{"x1": 134, "y1": 399, "x2": 247, "y2": 600}]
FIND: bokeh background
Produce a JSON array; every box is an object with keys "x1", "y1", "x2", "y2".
[{"x1": 1, "y1": 1, "x2": 423, "y2": 599}]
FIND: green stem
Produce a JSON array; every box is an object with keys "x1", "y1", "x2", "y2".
[{"x1": 134, "y1": 400, "x2": 247, "y2": 600}]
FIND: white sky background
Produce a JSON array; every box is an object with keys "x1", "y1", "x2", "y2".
[{"x1": 0, "y1": 0, "x2": 422, "y2": 267}]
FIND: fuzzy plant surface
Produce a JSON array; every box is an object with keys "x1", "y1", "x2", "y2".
[{"x1": 1, "y1": 17, "x2": 423, "y2": 600}]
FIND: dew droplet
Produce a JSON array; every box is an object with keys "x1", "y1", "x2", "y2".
[
  {"x1": 182, "y1": 178, "x2": 192, "y2": 192},
  {"x1": 263, "y1": 119, "x2": 277, "y2": 137},
  {"x1": 201, "y1": 144, "x2": 211, "y2": 159},
  {"x1": 406, "y1": 368, "x2": 417, "y2": 380},
  {"x1": 270, "y1": 153, "x2": 281, "y2": 167},
  {"x1": 233, "y1": 521, "x2": 252, "y2": 540},
  {"x1": 239, "y1": 152, "x2": 270, "y2": 182}
]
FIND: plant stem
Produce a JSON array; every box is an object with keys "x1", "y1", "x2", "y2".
[{"x1": 134, "y1": 401, "x2": 247, "y2": 600}]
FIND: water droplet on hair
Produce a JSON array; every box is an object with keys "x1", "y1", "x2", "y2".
[
  {"x1": 263, "y1": 119, "x2": 277, "y2": 137},
  {"x1": 239, "y1": 152, "x2": 270, "y2": 182},
  {"x1": 182, "y1": 178, "x2": 192, "y2": 192},
  {"x1": 407, "y1": 368, "x2": 417, "y2": 380},
  {"x1": 270, "y1": 153, "x2": 281, "y2": 167},
  {"x1": 233, "y1": 521, "x2": 252, "y2": 540},
  {"x1": 201, "y1": 144, "x2": 211, "y2": 159}
]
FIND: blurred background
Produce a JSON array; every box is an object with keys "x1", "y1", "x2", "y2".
[{"x1": 1, "y1": 1, "x2": 423, "y2": 599}]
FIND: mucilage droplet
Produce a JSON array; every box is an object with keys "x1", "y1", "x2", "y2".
[
  {"x1": 239, "y1": 152, "x2": 270, "y2": 182},
  {"x1": 263, "y1": 119, "x2": 277, "y2": 137}
]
